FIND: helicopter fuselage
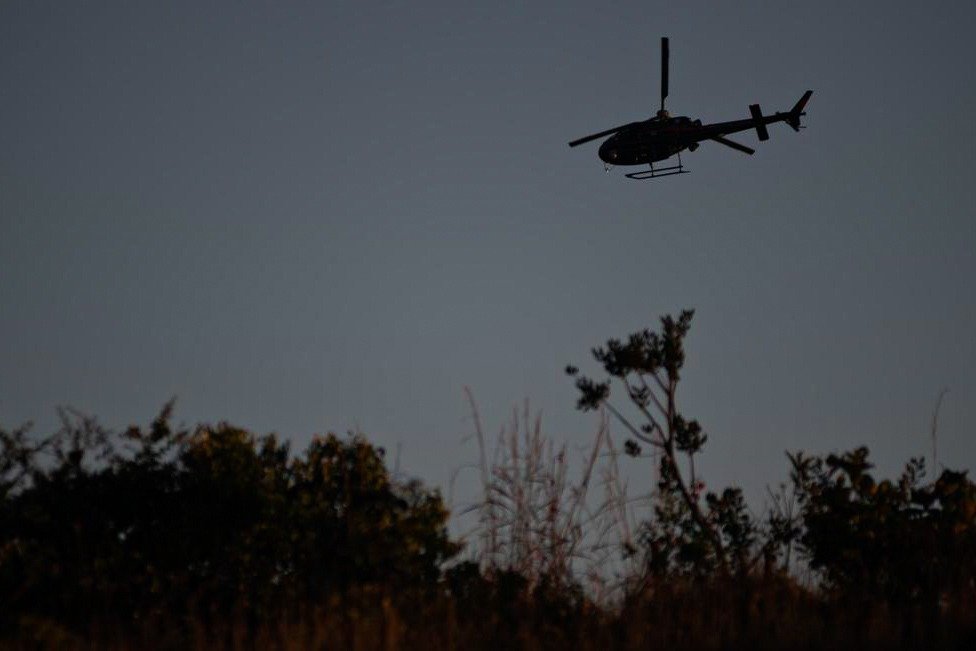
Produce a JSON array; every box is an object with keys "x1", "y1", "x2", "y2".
[{"x1": 598, "y1": 116, "x2": 702, "y2": 165}]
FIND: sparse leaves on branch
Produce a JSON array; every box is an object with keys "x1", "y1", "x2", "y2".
[{"x1": 568, "y1": 310, "x2": 757, "y2": 576}]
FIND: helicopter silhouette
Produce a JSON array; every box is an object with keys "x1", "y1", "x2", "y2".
[{"x1": 568, "y1": 38, "x2": 812, "y2": 179}]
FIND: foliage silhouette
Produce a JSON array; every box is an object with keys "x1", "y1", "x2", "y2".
[
  {"x1": 0, "y1": 405, "x2": 457, "y2": 637},
  {"x1": 568, "y1": 310, "x2": 759, "y2": 577},
  {"x1": 786, "y1": 447, "x2": 976, "y2": 605},
  {"x1": 2, "y1": 311, "x2": 976, "y2": 649}
]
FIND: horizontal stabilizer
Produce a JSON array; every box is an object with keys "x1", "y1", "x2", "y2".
[{"x1": 749, "y1": 104, "x2": 769, "y2": 141}]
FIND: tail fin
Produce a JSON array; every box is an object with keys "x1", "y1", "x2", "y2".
[{"x1": 785, "y1": 90, "x2": 813, "y2": 131}]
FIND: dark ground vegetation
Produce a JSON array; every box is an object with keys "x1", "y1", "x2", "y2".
[{"x1": 2, "y1": 312, "x2": 974, "y2": 649}]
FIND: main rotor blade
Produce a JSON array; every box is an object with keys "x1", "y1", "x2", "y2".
[
  {"x1": 661, "y1": 37, "x2": 669, "y2": 112},
  {"x1": 568, "y1": 124, "x2": 629, "y2": 148},
  {"x1": 709, "y1": 135, "x2": 755, "y2": 155}
]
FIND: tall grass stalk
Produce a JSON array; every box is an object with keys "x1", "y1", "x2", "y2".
[{"x1": 461, "y1": 390, "x2": 638, "y2": 595}]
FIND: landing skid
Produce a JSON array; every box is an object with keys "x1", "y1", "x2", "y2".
[
  {"x1": 626, "y1": 165, "x2": 688, "y2": 180},
  {"x1": 625, "y1": 154, "x2": 689, "y2": 180}
]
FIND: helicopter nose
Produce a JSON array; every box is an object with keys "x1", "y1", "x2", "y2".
[{"x1": 598, "y1": 142, "x2": 618, "y2": 162}]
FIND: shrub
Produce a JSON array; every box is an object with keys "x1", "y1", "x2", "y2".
[
  {"x1": 0, "y1": 405, "x2": 457, "y2": 637},
  {"x1": 788, "y1": 447, "x2": 976, "y2": 606}
]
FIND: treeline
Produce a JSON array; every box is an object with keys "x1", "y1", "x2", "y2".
[
  {"x1": 0, "y1": 408, "x2": 458, "y2": 640},
  {"x1": 1, "y1": 312, "x2": 975, "y2": 650}
]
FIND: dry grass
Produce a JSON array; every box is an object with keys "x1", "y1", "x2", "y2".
[
  {"x1": 7, "y1": 581, "x2": 975, "y2": 651},
  {"x1": 459, "y1": 390, "x2": 644, "y2": 597}
]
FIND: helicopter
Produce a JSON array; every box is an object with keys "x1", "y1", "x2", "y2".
[{"x1": 568, "y1": 38, "x2": 812, "y2": 179}]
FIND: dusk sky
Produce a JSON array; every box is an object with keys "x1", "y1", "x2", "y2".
[{"x1": 3, "y1": 1, "x2": 975, "y2": 511}]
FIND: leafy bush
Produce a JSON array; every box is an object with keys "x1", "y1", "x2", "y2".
[
  {"x1": 787, "y1": 447, "x2": 976, "y2": 605},
  {"x1": 0, "y1": 404, "x2": 457, "y2": 636}
]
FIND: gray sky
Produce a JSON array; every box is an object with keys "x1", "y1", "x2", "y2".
[{"x1": 3, "y1": 1, "x2": 975, "y2": 510}]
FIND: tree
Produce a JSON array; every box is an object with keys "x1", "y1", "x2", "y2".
[
  {"x1": 288, "y1": 433, "x2": 458, "y2": 598},
  {"x1": 567, "y1": 310, "x2": 756, "y2": 576}
]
